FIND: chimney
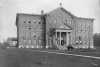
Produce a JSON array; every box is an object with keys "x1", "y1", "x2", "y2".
[{"x1": 41, "y1": 10, "x2": 44, "y2": 15}]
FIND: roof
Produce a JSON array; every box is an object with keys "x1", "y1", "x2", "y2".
[
  {"x1": 48, "y1": 7, "x2": 94, "y2": 20},
  {"x1": 64, "y1": 23, "x2": 73, "y2": 30},
  {"x1": 60, "y1": 7, "x2": 76, "y2": 18},
  {"x1": 60, "y1": 7, "x2": 94, "y2": 20},
  {"x1": 15, "y1": 7, "x2": 94, "y2": 26},
  {"x1": 16, "y1": 13, "x2": 47, "y2": 26},
  {"x1": 56, "y1": 23, "x2": 72, "y2": 30},
  {"x1": 7, "y1": 37, "x2": 17, "y2": 41},
  {"x1": 17, "y1": 13, "x2": 41, "y2": 16}
]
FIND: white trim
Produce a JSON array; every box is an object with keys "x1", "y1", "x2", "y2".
[
  {"x1": 56, "y1": 29, "x2": 72, "y2": 32},
  {"x1": 66, "y1": 32, "x2": 69, "y2": 46}
]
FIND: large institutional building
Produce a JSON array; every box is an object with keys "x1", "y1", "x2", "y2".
[{"x1": 16, "y1": 7, "x2": 94, "y2": 50}]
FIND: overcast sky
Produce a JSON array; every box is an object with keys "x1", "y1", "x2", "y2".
[{"x1": 0, "y1": 0, "x2": 100, "y2": 41}]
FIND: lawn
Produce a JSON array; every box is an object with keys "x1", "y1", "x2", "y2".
[{"x1": 0, "y1": 48, "x2": 99, "y2": 67}]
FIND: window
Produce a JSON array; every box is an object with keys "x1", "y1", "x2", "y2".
[
  {"x1": 61, "y1": 40, "x2": 64, "y2": 46},
  {"x1": 78, "y1": 36, "x2": 82, "y2": 44},
  {"x1": 39, "y1": 22, "x2": 41, "y2": 24},
  {"x1": 34, "y1": 21, "x2": 36, "y2": 23},
  {"x1": 79, "y1": 36, "x2": 81, "y2": 41},
  {"x1": 69, "y1": 20, "x2": 71, "y2": 24},
  {"x1": 24, "y1": 21, "x2": 26, "y2": 23},
  {"x1": 32, "y1": 32, "x2": 37, "y2": 38},
  {"x1": 23, "y1": 36, "x2": 26, "y2": 40},
  {"x1": 28, "y1": 21, "x2": 31, "y2": 23},
  {"x1": 28, "y1": 27, "x2": 32, "y2": 30},
  {"x1": 85, "y1": 24, "x2": 87, "y2": 32},
  {"x1": 54, "y1": 20, "x2": 57, "y2": 23},
  {"x1": 38, "y1": 39, "x2": 42, "y2": 46},
  {"x1": 33, "y1": 35, "x2": 36, "y2": 39},
  {"x1": 66, "y1": 19, "x2": 67, "y2": 23},
  {"x1": 76, "y1": 36, "x2": 82, "y2": 44},
  {"x1": 80, "y1": 29, "x2": 83, "y2": 32}
]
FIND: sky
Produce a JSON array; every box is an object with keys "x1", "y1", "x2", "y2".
[{"x1": 0, "y1": 0, "x2": 100, "y2": 42}]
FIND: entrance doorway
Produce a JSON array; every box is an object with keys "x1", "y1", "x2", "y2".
[
  {"x1": 55, "y1": 31, "x2": 70, "y2": 47},
  {"x1": 61, "y1": 32, "x2": 66, "y2": 46}
]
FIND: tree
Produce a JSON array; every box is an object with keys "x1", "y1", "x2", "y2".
[{"x1": 93, "y1": 33, "x2": 100, "y2": 47}]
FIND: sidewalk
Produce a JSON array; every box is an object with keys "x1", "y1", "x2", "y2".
[{"x1": 30, "y1": 47, "x2": 100, "y2": 58}]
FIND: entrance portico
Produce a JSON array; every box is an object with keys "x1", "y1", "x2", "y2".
[{"x1": 54, "y1": 29, "x2": 72, "y2": 50}]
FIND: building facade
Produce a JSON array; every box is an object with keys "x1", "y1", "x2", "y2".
[{"x1": 16, "y1": 7, "x2": 94, "y2": 50}]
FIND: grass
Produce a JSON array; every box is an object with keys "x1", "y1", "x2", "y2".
[{"x1": 0, "y1": 48, "x2": 99, "y2": 67}]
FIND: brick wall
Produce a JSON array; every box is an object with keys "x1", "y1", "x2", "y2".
[
  {"x1": 73, "y1": 17, "x2": 94, "y2": 48},
  {"x1": 17, "y1": 14, "x2": 44, "y2": 48},
  {"x1": 16, "y1": 7, "x2": 94, "y2": 49},
  {"x1": 46, "y1": 7, "x2": 94, "y2": 49}
]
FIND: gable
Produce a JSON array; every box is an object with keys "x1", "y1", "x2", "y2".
[
  {"x1": 46, "y1": 7, "x2": 74, "y2": 31},
  {"x1": 58, "y1": 24, "x2": 72, "y2": 30},
  {"x1": 48, "y1": 7, "x2": 75, "y2": 18}
]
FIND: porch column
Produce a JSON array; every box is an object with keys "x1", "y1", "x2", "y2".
[
  {"x1": 68, "y1": 32, "x2": 70, "y2": 45},
  {"x1": 66, "y1": 32, "x2": 69, "y2": 46},
  {"x1": 56, "y1": 31, "x2": 57, "y2": 45}
]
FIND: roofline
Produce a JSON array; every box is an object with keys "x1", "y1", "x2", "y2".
[
  {"x1": 16, "y1": 13, "x2": 47, "y2": 26},
  {"x1": 56, "y1": 28, "x2": 72, "y2": 30},
  {"x1": 16, "y1": 13, "x2": 41, "y2": 16},
  {"x1": 47, "y1": 7, "x2": 95, "y2": 21},
  {"x1": 60, "y1": 7, "x2": 95, "y2": 21},
  {"x1": 75, "y1": 16, "x2": 95, "y2": 21},
  {"x1": 64, "y1": 23, "x2": 73, "y2": 30},
  {"x1": 60, "y1": 7, "x2": 76, "y2": 18}
]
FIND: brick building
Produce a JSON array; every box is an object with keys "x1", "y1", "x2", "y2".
[{"x1": 16, "y1": 7, "x2": 94, "y2": 50}]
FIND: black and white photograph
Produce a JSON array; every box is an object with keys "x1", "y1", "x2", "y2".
[{"x1": 0, "y1": 0, "x2": 100, "y2": 67}]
